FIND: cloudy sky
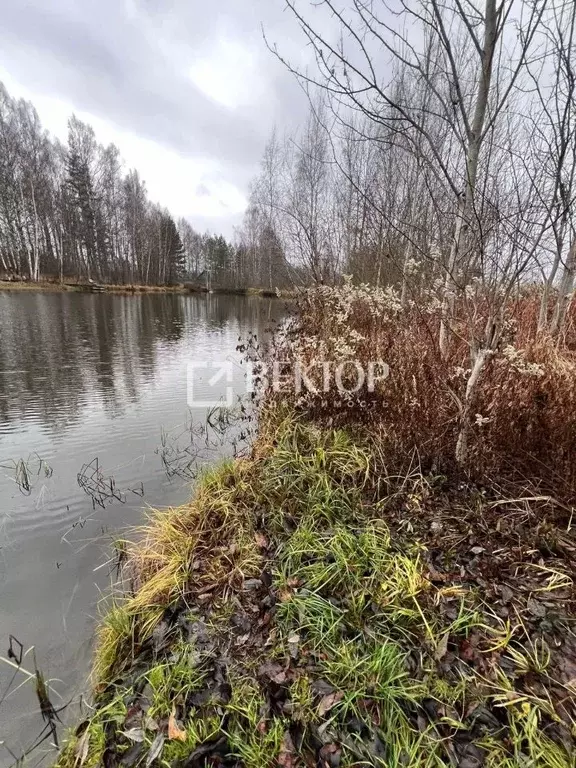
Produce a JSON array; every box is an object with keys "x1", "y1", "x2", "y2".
[{"x1": 0, "y1": 0, "x2": 313, "y2": 235}]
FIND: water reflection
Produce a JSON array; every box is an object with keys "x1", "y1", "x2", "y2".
[
  {"x1": 0, "y1": 292, "x2": 277, "y2": 432},
  {"x1": 0, "y1": 291, "x2": 283, "y2": 767}
]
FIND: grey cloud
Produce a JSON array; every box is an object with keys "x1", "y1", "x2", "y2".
[{"x1": 0, "y1": 0, "x2": 309, "y2": 197}]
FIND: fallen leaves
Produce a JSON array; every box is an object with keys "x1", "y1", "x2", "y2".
[
  {"x1": 435, "y1": 632, "x2": 450, "y2": 661},
  {"x1": 277, "y1": 731, "x2": 296, "y2": 767},
  {"x1": 278, "y1": 578, "x2": 300, "y2": 603},
  {"x1": 317, "y1": 690, "x2": 344, "y2": 717},
  {"x1": 145, "y1": 733, "x2": 165, "y2": 768},
  {"x1": 256, "y1": 718, "x2": 268, "y2": 734},
  {"x1": 255, "y1": 532, "x2": 269, "y2": 549},
  {"x1": 288, "y1": 633, "x2": 300, "y2": 659},
  {"x1": 167, "y1": 706, "x2": 186, "y2": 742},
  {"x1": 319, "y1": 742, "x2": 341, "y2": 767},
  {"x1": 259, "y1": 660, "x2": 288, "y2": 684},
  {"x1": 61, "y1": 426, "x2": 576, "y2": 768},
  {"x1": 73, "y1": 728, "x2": 90, "y2": 768},
  {"x1": 122, "y1": 728, "x2": 145, "y2": 743},
  {"x1": 460, "y1": 634, "x2": 479, "y2": 662},
  {"x1": 527, "y1": 597, "x2": 547, "y2": 618}
]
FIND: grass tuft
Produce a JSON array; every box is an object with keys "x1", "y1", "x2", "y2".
[{"x1": 58, "y1": 413, "x2": 576, "y2": 768}]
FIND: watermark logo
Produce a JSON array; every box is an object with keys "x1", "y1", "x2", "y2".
[
  {"x1": 246, "y1": 360, "x2": 389, "y2": 396},
  {"x1": 187, "y1": 361, "x2": 236, "y2": 408},
  {"x1": 187, "y1": 359, "x2": 389, "y2": 407}
]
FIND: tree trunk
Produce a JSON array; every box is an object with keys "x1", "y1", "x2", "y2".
[
  {"x1": 439, "y1": 197, "x2": 466, "y2": 356},
  {"x1": 439, "y1": 0, "x2": 498, "y2": 358},
  {"x1": 30, "y1": 180, "x2": 40, "y2": 281},
  {"x1": 550, "y1": 240, "x2": 576, "y2": 336},
  {"x1": 455, "y1": 347, "x2": 492, "y2": 465},
  {"x1": 400, "y1": 239, "x2": 413, "y2": 308}
]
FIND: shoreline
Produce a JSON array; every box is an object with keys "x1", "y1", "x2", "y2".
[
  {"x1": 0, "y1": 281, "x2": 288, "y2": 298},
  {"x1": 52, "y1": 407, "x2": 576, "y2": 768},
  {"x1": 13, "y1": 280, "x2": 576, "y2": 767}
]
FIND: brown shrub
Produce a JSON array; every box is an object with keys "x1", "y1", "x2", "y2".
[
  {"x1": 266, "y1": 285, "x2": 576, "y2": 502},
  {"x1": 477, "y1": 340, "x2": 576, "y2": 495}
]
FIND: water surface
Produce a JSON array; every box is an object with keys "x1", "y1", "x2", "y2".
[{"x1": 0, "y1": 291, "x2": 282, "y2": 765}]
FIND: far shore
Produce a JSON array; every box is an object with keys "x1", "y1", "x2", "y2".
[{"x1": 0, "y1": 280, "x2": 288, "y2": 298}]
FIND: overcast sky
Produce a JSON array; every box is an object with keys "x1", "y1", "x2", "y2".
[{"x1": 0, "y1": 0, "x2": 313, "y2": 236}]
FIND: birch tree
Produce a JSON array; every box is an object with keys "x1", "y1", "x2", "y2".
[{"x1": 271, "y1": 0, "x2": 555, "y2": 463}]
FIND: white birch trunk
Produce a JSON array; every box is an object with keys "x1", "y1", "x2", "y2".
[
  {"x1": 550, "y1": 240, "x2": 576, "y2": 336},
  {"x1": 455, "y1": 347, "x2": 491, "y2": 465},
  {"x1": 439, "y1": 0, "x2": 498, "y2": 359}
]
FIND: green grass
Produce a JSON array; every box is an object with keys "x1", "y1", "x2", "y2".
[
  {"x1": 56, "y1": 413, "x2": 575, "y2": 768},
  {"x1": 144, "y1": 643, "x2": 208, "y2": 720}
]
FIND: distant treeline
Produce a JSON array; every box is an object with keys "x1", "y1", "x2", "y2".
[{"x1": 0, "y1": 82, "x2": 295, "y2": 289}]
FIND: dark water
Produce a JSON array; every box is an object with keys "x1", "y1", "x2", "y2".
[{"x1": 0, "y1": 291, "x2": 282, "y2": 766}]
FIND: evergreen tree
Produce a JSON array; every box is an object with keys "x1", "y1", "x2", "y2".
[
  {"x1": 206, "y1": 235, "x2": 233, "y2": 286},
  {"x1": 66, "y1": 117, "x2": 100, "y2": 280},
  {"x1": 161, "y1": 213, "x2": 185, "y2": 284}
]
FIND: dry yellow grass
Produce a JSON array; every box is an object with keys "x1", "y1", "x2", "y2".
[
  {"x1": 0, "y1": 280, "x2": 78, "y2": 292},
  {"x1": 57, "y1": 415, "x2": 576, "y2": 768}
]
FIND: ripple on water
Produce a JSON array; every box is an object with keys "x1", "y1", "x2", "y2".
[{"x1": 0, "y1": 291, "x2": 285, "y2": 767}]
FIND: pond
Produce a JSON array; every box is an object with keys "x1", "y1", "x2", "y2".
[{"x1": 0, "y1": 290, "x2": 283, "y2": 766}]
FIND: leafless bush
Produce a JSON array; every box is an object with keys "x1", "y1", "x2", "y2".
[{"x1": 267, "y1": 286, "x2": 576, "y2": 501}]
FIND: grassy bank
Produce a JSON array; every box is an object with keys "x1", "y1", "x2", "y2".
[
  {"x1": 55, "y1": 408, "x2": 575, "y2": 767},
  {"x1": 52, "y1": 282, "x2": 576, "y2": 766},
  {"x1": 0, "y1": 280, "x2": 82, "y2": 292},
  {"x1": 0, "y1": 281, "x2": 186, "y2": 294},
  {"x1": 0, "y1": 281, "x2": 290, "y2": 298}
]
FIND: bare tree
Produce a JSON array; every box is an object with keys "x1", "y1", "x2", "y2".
[
  {"x1": 0, "y1": 80, "x2": 228, "y2": 288},
  {"x1": 264, "y1": 0, "x2": 576, "y2": 464},
  {"x1": 526, "y1": 2, "x2": 576, "y2": 335}
]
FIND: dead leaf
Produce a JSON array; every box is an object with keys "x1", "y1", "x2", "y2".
[
  {"x1": 317, "y1": 690, "x2": 344, "y2": 717},
  {"x1": 259, "y1": 661, "x2": 287, "y2": 684},
  {"x1": 256, "y1": 718, "x2": 268, "y2": 734},
  {"x1": 74, "y1": 727, "x2": 90, "y2": 768},
  {"x1": 426, "y1": 566, "x2": 448, "y2": 583},
  {"x1": 435, "y1": 632, "x2": 450, "y2": 660},
  {"x1": 124, "y1": 703, "x2": 142, "y2": 730},
  {"x1": 123, "y1": 728, "x2": 145, "y2": 743},
  {"x1": 119, "y1": 742, "x2": 145, "y2": 768},
  {"x1": 430, "y1": 521, "x2": 443, "y2": 533},
  {"x1": 279, "y1": 589, "x2": 293, "y2": 603},
  {"x1": 143, "y1": 716, "x2": 159, "y2": 732},
  {"x1": 464, "y1": 701, "x2": 480, "y2": 719},
  {"x1": 311, "y1": 680, "x2": 335, "y2": 697},
  {"x1": 460, "y1": 636, "x2": 477, "y2": 662},
  {"x1": 277, "y1": 731, "x2": 296, "y2": 767},
  {"x1": 168, "y1": 706, "x2": 186, "y2": 742},
  {"x1": 243, "y1": 578, "x2": 263, "y2": 591},
  {"x1": 288, "y1": 633, "x2": 300, "y2": 659},
  {"x1": 255, "y1": 532, "x2": 268, "y2": 548},
  {"x1": 319, "y1": 742, "x2": 341, "y2": 766},
  {"x1": 527, "y1": 597, "x2": 547, "y2": 618},
  {"x1": 499, "y1": 585, "x2": 514, "y2": 604},
  {"x1": 145, "y1": 733, "x2": 165, "y2": 767}
]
